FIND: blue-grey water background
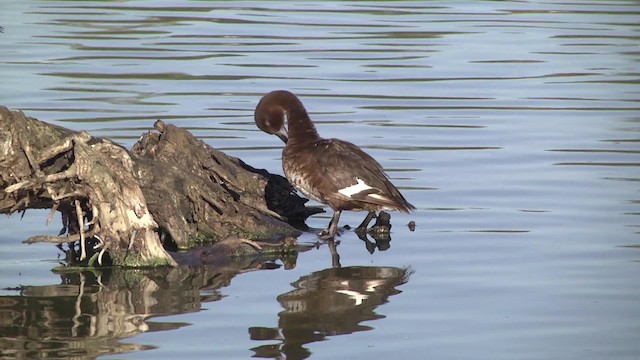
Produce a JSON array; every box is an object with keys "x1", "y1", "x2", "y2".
[{"x1": 1, "y1": 1, "x2": 639, "y2": 359}]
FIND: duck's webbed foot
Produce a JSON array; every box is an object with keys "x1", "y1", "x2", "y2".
[
  {"x1": 318, "y1": 229, "x2": 334, "y2": 240},
  {"x1": 319, "y1": 227, "x2": 345, "y2": 239}
]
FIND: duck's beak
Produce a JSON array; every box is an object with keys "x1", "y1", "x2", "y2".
[{"x1": 275, "y1": 128, "x2": 288, "y2": 143}]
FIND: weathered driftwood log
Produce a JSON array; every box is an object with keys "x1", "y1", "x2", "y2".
[
  {"x1": 0, "y1": 106, "x2": 320, "y2": 267},
  {"x1": 0, "y1": 107, "x2": 175, "y2": 267},
  {"x1": 132, "y1": 120, "x2": 321, "y2": 249}
]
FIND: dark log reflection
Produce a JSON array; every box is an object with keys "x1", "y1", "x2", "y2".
[
  {"x1": 0, "y1": 243, "x2": 408, "y2": 359},
  {"x1": 249, "y1": 266, "x2": 412, "y2": 359},
  {"x1": 0, "y1": 251, "x2": 287, "y2": 359}
]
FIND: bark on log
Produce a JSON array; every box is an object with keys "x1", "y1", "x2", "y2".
[
  {"x1": 0, "y1": 106, "x2": 320, "y2": 267},
  {"x1": 132, "y1": 120, "x2": 321, "y2": 249}
]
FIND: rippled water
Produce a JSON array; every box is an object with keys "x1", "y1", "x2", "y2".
[{"x1": 1, "y1": 1, "x2": 639, "y2": 359}]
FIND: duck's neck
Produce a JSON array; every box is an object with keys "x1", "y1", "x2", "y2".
[{"x1": 285, "y1": 97, "x2": 320, "y2": 145}]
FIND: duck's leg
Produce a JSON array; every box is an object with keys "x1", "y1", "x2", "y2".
[
  {"x1": 356, "y1": 211, "x2": 376, "y2": 231},
  {"x1": 320, "y1": 210, "x2": 342, "y2": 239}
]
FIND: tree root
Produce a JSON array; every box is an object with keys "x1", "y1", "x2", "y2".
[{"x1": 1, "y1": 106, "x2": 318, "y2": 268}]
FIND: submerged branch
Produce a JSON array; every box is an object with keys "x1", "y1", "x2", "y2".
[{"x1": 23, "y1": 228, "x2": 98, "y2": 245}]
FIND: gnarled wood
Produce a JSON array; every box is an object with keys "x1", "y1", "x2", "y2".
[
  {"x1": 132, "y1": 120, "x2": 321, "y2": 249},
  {"x1": 0, "y1": 106, "x2": 320, "y2": 267}
]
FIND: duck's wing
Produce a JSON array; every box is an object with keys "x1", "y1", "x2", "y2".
[{"x1": 313, "y1": 138, "x2": 415, "y2": 212}]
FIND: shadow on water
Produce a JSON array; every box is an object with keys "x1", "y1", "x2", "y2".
[
  {"x1": 249, "y1": 266, "x2": 411, "y2": 359},
  {"x1": 0, "y1": 255, "x2": 410, "y2": 359}
]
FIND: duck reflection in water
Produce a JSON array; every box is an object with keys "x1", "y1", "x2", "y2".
[{"x1": 249, "y1": 265, "x2": 412, "y2": 359}]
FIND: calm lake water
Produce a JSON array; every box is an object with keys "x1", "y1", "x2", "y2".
[{"x1": 1, "y1": 1, "x2": 639, "y2": 359}]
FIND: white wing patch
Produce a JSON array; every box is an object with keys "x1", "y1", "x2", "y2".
[
  {"x1": 338, "y1": 178, "x2": 373, "y2": 198},
  {"x1": 367, "y1": 194, "x2": 387, "y2": 201}
]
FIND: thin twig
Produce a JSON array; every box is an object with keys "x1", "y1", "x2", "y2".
[
  {"x1": 52, "y1": 190, "x2": 84, "y2": 201},
  {"x1": 98, "y1": 246, "x2": 107, "y2": 266},
  {"x1": 5, "y1": 167, "x2": 76, "y2": 193},
  {"x1": 10, "y1": 197, "x2": 29, "y2": 213},
  {"x1": 46, "y1": 202, "x2": 59, "y2": 226},
  {"x1": 75, "y1": 200, "x2": 86, "y2": 261},
  {"x1": 240, "y1": 238, "x2": 263, "y2": 250},
  {"x1": 37, "y1": 137, "x2": 74, "y2": 164},
  {"x1": 22, "y1": 227, "x2": 97, "y2": 244},
  {"x1": 85, "y1": 205, "x2": 99, "y2": 226},
  {"x1": 128, "y1": 229, "x2": 137, "y2": 251},
  {"x1": 36, "y1": 132, "x2": 91, "y2": 165},
  {"x1": 122, "y1": 229, "x2": 137, "y2": 264},
  {"x1": 22, "y1": 144, "x2": 42, "y2": 176}
]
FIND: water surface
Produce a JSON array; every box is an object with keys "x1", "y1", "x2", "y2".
[{"x1": 1, "y1": 1, "x2": 639, "y2": 359}]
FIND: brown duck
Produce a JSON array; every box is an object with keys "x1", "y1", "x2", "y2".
[{"x1": 254, "y1": 90, "x2": 415, "y2": 238}]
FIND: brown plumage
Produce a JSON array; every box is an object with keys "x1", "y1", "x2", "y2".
[{"x1": 255, "y1": 90, "x2": 415, "y2": 238}]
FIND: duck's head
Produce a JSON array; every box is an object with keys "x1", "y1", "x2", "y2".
[{"x1": 254, "y1": 91, "x2": 290, "y2": 144}]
